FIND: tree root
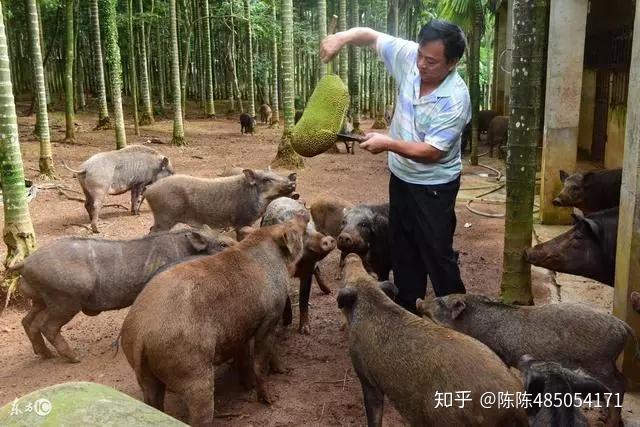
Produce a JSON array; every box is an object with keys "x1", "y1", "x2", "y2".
[
  {"x1": 139, "y1": 113, "x2": 154, "y2": 126},
  {"x1": 371, "y1": 119, "x2": 387, "y2": 130},
  {"x1": 94, "y1": 116, "x2": 112, "y2": 130},
  {"x1": 272, "y1": 132, "x2": 304, "y2": 169},
  {"x1": 172, "y1": 135, "x2": 187, "y2": 146}
]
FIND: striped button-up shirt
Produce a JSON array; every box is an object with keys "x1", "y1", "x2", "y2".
[{"x1": 376, "y1": 34, "x2": 471, "y2": 185}]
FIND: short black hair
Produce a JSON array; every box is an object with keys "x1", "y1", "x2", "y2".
[{"x1": 417, "y1": 19, "x2": 467, "y2": 63}]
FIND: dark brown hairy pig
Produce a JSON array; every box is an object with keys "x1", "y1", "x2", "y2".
[
  {"x1": 338, "y1": 253, "x2": 528, "y2": 427},
  {"x1": 417, "y1": 293, "x2": 631, "y2": 396},
  {"x1": 120, "y1": 215, "x2": 307, "y2": 427}
]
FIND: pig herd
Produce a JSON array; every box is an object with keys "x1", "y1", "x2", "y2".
[
  {"x1": 9, "y1": 145, "x2": 637, "y2": 427},
  {"x1": 525, "y1": 167, "x2": 623, "y2": 288}
]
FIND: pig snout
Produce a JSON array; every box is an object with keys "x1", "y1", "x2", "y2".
[
  {"x1": 321, "y1": 236, "x2": 336, "y2": 252},
  {"x1": 338, "y1": 233, "x2": 353, "y2": 249},
  {"x1": 552, "y1": 198, "x2": 562, "y2": 206}
]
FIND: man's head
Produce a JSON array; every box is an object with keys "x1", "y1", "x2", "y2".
[{"x1": 417, "y1": 19, "x2": 467, "y2": 85}]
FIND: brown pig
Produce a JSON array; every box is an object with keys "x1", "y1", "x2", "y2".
[
  {"x1": 261, "y1": 197, "x2": 336, "y2": 334},
  {"x1": 310, "y1": 195, "x2": 354, "y2": 278},
  {"x1": 120, "y1": 214, "x2": 308, "y2": 427},
  {"x1": 144, "y1": 169, "x2": 296, "y2": 234},
  {"x1": 338, "y1": 253, "x2": 528, "y2": 427}
]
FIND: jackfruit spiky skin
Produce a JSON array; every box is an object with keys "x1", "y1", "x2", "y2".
[{"x1": 292, "y1": 75, "x2": 350, "y2": 157}]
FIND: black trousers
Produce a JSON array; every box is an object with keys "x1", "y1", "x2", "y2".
[{"x1": 389, "y1": 173, "x2": 466, "y2": 312}]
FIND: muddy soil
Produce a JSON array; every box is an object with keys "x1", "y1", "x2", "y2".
[{"x1": 0, "y1": 107, "x2": 546, "y2": 426}]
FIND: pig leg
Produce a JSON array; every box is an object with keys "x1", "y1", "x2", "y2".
[
  {"x1": 253, "y1": 326, "x2": 280, "y2": 404},
  {"x1": 282, "y1": 296, "x2": 293, "y2": 326},
  {"x1": 335, "y1": 251, "x2": 347, "y2": 280},
  {"x1": 83, "y1": 190, "x2": 105, "y2": 234},
  {"x1": 138, "y1": 361, "x2": 166, "y2": 411},
  {"x1": 299, "y1": 273, "x2": 313, "y2": 335},
  {"x1": 234, "y1": 343, "x2": 255, "y2": 390},
  {"x1": 179, "y1": 369, "x2": 215, "y2": 427},
  {"x1": 356, "y1": 370, "x2": 384, "y2": 427},
  {"x1": 22, "y1": 301, "x2": 53, "y2": 358},
  {"x1": 313, "y1": 265, "x2": 332, "y2": 295},
  {"x1": 39, "y1": 304, "x2": 81, "y2": 363},
  {"x1": 130, "y1": 185, "x2": 145, "y2": 215}
]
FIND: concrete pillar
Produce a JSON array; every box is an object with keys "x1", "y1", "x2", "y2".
[
  {"x1": 494, "y1": 4, "x2": 508, "y2": 115},
  {"x1": 612, "y1": 0, "x2": 640, "y2": 390},
  {"x1": 503, "y1": 0, "x2": 514, "y2": 110},
  {"x1": 539, "y1": 0, "x2": 588, "y2": 224}
]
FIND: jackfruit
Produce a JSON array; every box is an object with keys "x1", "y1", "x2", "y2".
[{"x1": 292, "y1": 75, "x2": 350, "y2": 157}]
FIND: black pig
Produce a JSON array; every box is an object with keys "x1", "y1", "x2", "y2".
[
  {"x1": 553, "y1": 168, "x2": 622, "y2": 214},
  {"x1": 524, "y1": 208, "x2": 618, "y2": 286}
]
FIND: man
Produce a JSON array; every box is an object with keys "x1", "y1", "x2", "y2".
[{"x1": 320, "y1": 20, "x2": 470, "y2": 312}]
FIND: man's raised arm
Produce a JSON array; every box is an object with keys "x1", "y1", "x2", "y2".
[{"x1": 320, "y1": 27, "x2": 383, "y2": 63}]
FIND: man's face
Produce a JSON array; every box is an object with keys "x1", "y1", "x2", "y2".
[{"x1": 417, "y1": 40, "x2": 457, "y2": 85}]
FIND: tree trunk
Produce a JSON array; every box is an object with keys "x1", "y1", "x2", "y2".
[
  {"x1": 389, "y1": 0, "x2": 398, "y2": 36},
  {"x1": 64, "y1": 0, "x2": 75, "y2": 143},
  {"x1": 272, "y1": 0, "x2": 303, "y2": 169},
  {"x1": 90, "y1": 0, "x2": 111, "y2": 129},
  {"x1": 338, "y1": 0, "x2": 347, "y2": 84},
  {"x1": 26, "y1": 0, "x2": 55, "y2": 179},
  {"x1": 500, "y1": 0, "x2": 548, "y2": 304},
  {"x1": 348, "y1": 0, "x2": 361, "y2": 133},
  {"x1": 103, "y1": 0, "x2": 127, "y2": 149},
  {"x1": 138, "y1": 0, "x2": 154, "y2": 124},
  {"x1": 127, "y1": 0, "x2": 140, "y2": 135},
  {"x1": 170, "y1": 0, "x2": 186, "y2": 145},
  {"x1": 229, "y1": 1, "x2": 243, "y2": 113},
  {"x1": 157, "y1": 21, "x2": 166, "y2": 113},
  {"x1": 271, "y1": 0, "x2": 280, "y2": 126},
  {"x1": 203, "y1": 0, "x2": 216, "y2": 117},
  {"x1": 0, "y1": 1, "x2": 37, "y2": 302},
  {"x1": 36, "y1": 1, "x2": 51, "y2": 107},
  {"x1": 244, "y1": 0, "x2": 256, "y2": 118},
  {"x1": 179, "y1": 0, "x2": 192, "y2": 117},
  {"x1": 469, "y1": 0, "x2": 482, "y2": 165},
  {"x1": 317, "y1": 0, "x2": 327, "y2": 78},
  {"x1": 372, "y1": 0, "x2": 387, "y2": 129},
  {"x1": 76, "y1": 52, "x2": 86, "y2": 110}
]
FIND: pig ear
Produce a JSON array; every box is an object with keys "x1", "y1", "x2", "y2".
[
  {"x1": 276, "y1": 228, "x2": 298, "y2": 255},
  {"x1": 337, "y1": 287, "x2": 358, "y2": 309},
  {"x1": 570, "y1": 374, "x2": 610, "y2": 396},
  {"x1": 570, "y1": 212, "x2": 583, "y2": 224},
  {"x1": 237, "y1": 226, "x2": 256, "y2": 241},
  {"x1": 243, "y1": 169, "x2": 257, "y2": 186},
  {"x1": 415, "y1": 298, "x2": 425, "y2": 314},
  {"x1": 559, "y1": 170, "x2": 569, "y2": 183},
  {"x1": 451, "y1": 300, "x2": 466, "y2": 320},
  {"x1": 581, "y1": 217, "x2": 601, "y2": 238},
  {"x1": 187, "y1": 231, "x2": 209, "y2": 252},
  {"x1": 379, "y1": 281, "x2": 398, "y2": 300}
]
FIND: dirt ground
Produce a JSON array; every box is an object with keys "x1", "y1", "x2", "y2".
[{"x1": 0, "y1": 105, "x2": 547, "y2": 426}]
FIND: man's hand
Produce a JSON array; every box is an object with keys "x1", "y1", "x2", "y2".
[
  {"x1": 320, "y1": 34, "x2": 344, "y2": 64},
  {"x1": 359, "y1": 133, "x2": 393, "y2": 154}
]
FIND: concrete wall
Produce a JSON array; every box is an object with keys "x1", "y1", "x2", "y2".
[
  {"x1": 578, "y1": 70, "x2": 596, "y2": 156},
  {"x1": 605, "y1": 105, "x2": 627, "y2": 168},
  {"x1": 540, "y1": 0, "x2": 588, "y2": 224}
]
